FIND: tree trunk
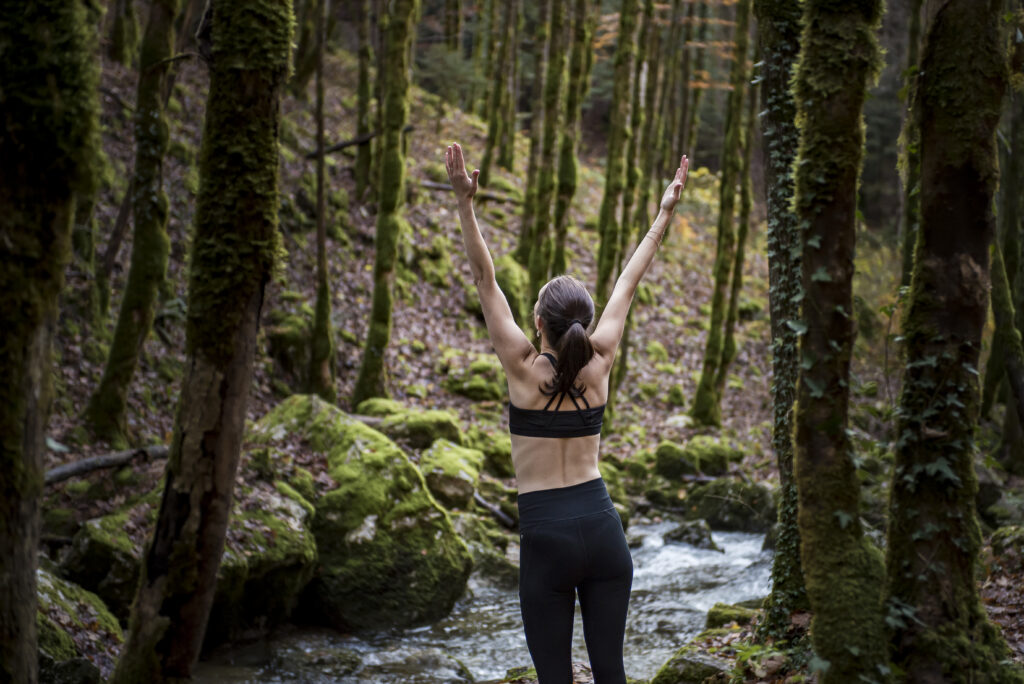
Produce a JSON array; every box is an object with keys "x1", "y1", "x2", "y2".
[
  {"x1": 792, "y1": 0, "x2": 888, "y2": 681},
  {"x1": 477, "y1": 0, "x2": 497, "y2": 118},
  {"x1": 713, "y1": 52, "x2": 757, "y2": 401},
  {"x1": 479, "y1": 0, "x2": 515, "y2": 187},
  {"x1": 85, "y1": 0, "x2": 179, "y2": 447},
  {"x1": 0, "y1": 3, "x2": 98, "y2": 681},
  {"x1": 899, "y1": 0, "x2": 923, "y2": 288},
  {"x1": 886, "y1": 3, "x2": 1013, "y2": 678},
  {"x1": 992, "y1": 243, "x2": 1024, "y2": 433},
  {"x1": 109, "y1": 1, "x2": 291, "y2": 678},
  {"x1": 752, "y1": 0, "x2": 808, "y2": 641},
  {"x1": 352, "y1": 0, "x2": 418, "y2": 405},
  {"x1": 356, "y1": 0, "x2": 374, "y2": 200},
  {"x1": 686, "y1": 0, "x2": 711, "y2": 159},
  {"x1": 655, "y1": 0, "x2": 683, "y2": 182},
  {"x1": 309, "y1": 0, "x2": 336, "y2": 402},
  {"x1": 445, "y1": 0, "x2": 461, "y2": 52},
  {"x1": 498, "y1": 0, "x2": 521, "y2": 171},
  {"x1": 526, "y1": 0, "x2": 568, "y2": 297},
  {"x1": 689, "y1": 0, "x2": 752, "y2": 427},
  {"x1": 672, "y1": 1, "x2": 696, "y2": 164},
  {"x1": 516, "y1": 0, "x2": 551, "y2": 266},
  {"x1": 593, "y1": 0, "x2": 639, "y2": 306},
  {"x1": 108, "y1": 0, "x2": 140, "y2": 65},
  {"x1": 290, "y1": 0, "x2": 318, "y2": 98},
  {"x1": 551, "y1": 0, "x2": 594, "y2": 276}
]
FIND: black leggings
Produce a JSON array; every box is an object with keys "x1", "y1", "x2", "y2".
[{"x1": 517, "y1": 477, "x2": 634, "y2": 684}]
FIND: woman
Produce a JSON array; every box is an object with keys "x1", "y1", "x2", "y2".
[{"x1": 444, "y1": 142, "x2": 688, "y2": 683}]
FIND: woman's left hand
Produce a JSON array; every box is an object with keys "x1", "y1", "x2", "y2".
[
  {"x1": 659, "y1": 155, "x2": 689, "y2": 213},
  {"x1": 445, "y1": 142, "x2": 479, "y2": 202}
]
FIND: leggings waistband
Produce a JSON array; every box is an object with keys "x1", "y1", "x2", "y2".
[{"x1": 517, "y1": 477, "x2": 614, "y2": 528}]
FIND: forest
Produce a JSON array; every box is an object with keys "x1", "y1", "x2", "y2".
[{"x1": 1, "y1": 0, "x2": 1024, "y2": 682}]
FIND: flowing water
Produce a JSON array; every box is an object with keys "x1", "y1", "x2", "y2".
[{"x1": 195, "y1": 521, "x2": 772, "y2": 683}]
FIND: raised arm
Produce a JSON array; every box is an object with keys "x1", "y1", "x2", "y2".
[
  {"x1": 591, "y1": 156, "x2": 689, "y2": 364},
  {"x1": 446, "y1": 143, "x2": 535, "y2": 369}
]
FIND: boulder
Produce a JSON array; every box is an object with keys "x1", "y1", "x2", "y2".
[
  {"x1": 450, "y1": 511, "x2": 517, "y2": 587},
  {"x1": 599, "y1": 461, "x2": 628, "y2": 508},
  {"x1": 685, "y1": 477, "x2": 775, "y2": 533},
  {"x1": 704, "y1": 602, "x2": 757, "y2": 629},
  {"x1": 665, "y1": 519, "x2": 723, "y2": 552},
  {"x1": 250, "y1": 395, "x2": 472, "y2": 630},
  {"x1": 466, "y1": 425, "x2": 515, "y2": 478},
  {"x1": 650, "y1": 646, "x2": 731, "y2": 684},
  {"x1": 37, "y1": 566, "x2": 122, "y2": 683},
  {"x1": 355, "y1": 397, "x2": 406, "y2": 417},
  {"x1": 420, "y1": 439, "x2": 485, "y2": 509},
  {"x1": 654, "y1": 441, "x2": 697, "y2": 480},
  {"x1": 655, "y1": 436, "x2": 742, "y2": 480},
  {"x1": 379, "y1": 408, "x2": 465, "y2": 449},
  {"x1": 644, "y1": 474, "x2": 686, "y2": 510},
  {"x1": 265, "y1": 305, "x2": 313, "y2": 392},
  {"x1": 443, "y1": 354, "x2": 507, "y2": 401},
  {"x1": 495, "y1": 255, "x2": 532, "y2": 326}
]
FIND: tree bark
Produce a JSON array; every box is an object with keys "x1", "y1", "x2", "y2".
[
  {"x1": 85, "y1": 0, "x2": 179, "y2": 447},
  {"x1": 899, "y1": 0, "x2": 924, "y2": 288},
  {"x1": 352, "y1": 0, "x2": 419, "y2": 405},
  {"x1": 108, "y1": 0, "x2": 140, "y2": 65},
  {"x1": 0, "y1": 2, "x2": 99, "y2": 681},
  {"x1": 356, "y1": 0, "x2": 374, "y2": 200},
  {"x1": 515, "y1": 0, "x2": 551, "y2": 266},
  {"x1": 594, "y1": 0, "x2": 639, "y2": 307},
  {"x1": 885, "y1": 3, "x2": 1013, "y2": 678},
  {"x1": 690, "y1": 0, "x2": 752, "y2": 427},
  {"x1": 526, "y1": 0, "x2": 568, "y2": 298},
  {"x1": 497, "y1": 0, "x2": 521, "y2": 171},
  {"x1": 309, "y1": 0, "x2": 336, "y2": 402},
  {"x1": 110, "y1": 1, "x2": 291, "y2": 679},
  {"x1": 686, "y1": 0, "x2": 711, "y2": 159},
  {"x1": 792, "y1": 0, "x2": 888, "y2": 681},
  {"x1": 752, "y1": 0, "x2": 808, "y2": 641},
  {"x1": 479, "y1": 0, "x2": 515, "y2": 187},
  {"x1": 655, "y1": 0, "x2": 683, "y2": 182}
]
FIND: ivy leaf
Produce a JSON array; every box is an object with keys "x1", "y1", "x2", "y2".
[
  {"x1": 811, "y1": 267, "x2": 832, "y2": 282},
  {"x1": 924, "y1": 457, "x2": 961, "y2": 485},
  {"x1": 833, "y1": 510, "x2": 853, "y2": 529},
  {"x1": 46, "y1": 437, "x2": 70, "y2": 453},
  {"x1": 786, "y1": 319, "x2": 808, "y2": 335},
  {"x1": 807, "y1": 234, "x2": 822, "y2": 249},
  {"x1": 809, "y1": 655, "x2": 831, "y2": 674},
  {"x1": 804, "y1": 376, "x2": 825, "y2": 399}
]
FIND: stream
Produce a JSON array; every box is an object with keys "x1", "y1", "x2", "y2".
[{"x1": 195, "y1": 521, "x2": 772, "y2": 683}]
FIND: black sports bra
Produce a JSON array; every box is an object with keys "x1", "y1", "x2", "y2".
[{"x1": 508, "y1": 353, "x2": 605, "y2": 438}]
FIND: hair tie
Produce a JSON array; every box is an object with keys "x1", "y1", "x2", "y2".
[{"x1": 569, "y1": 319, "x2": 582, "y2": 328}]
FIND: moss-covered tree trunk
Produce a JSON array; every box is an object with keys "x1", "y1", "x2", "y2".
[
  {"x1": 310, "y1": 0, "x2": 336, "y2": 402},
  {"x1": 526, "y1": 0, "x2": 567, "y2": 297},
  {"x1": 686, "y1": 0, "x2": 710, "y2": 159},
  {"x1": 899, "y1": 0, "x2": 923, "y2": 288},
  {"x1": 479, "y1": 0, "x2": 515, "y2": 187},
  {"x1": 551, "y1": 0, "x2": 593, "y2": 276},
  {"x1": 884, "y1": 2, "x2": 1017, "y2": 680},
  {"x1": 467, "y1": 0, "x2": 489, "y2": 114},
  {"x1": 477, "y1": 0, "x2": 497, "y2": 118},
  {"x1": 791, "y1": 1, "x2": 888, "y2": 681},
  {"x1": 445, "y1": 0, "x2": 462, "y2": 51},
  {"x1": 752, "y1": 0, "x2": 808, "y2": 641},
  {"x1": 0, "y1": 3, "x2": 98, "y2": 680},
  {"x1": 664, "y1": 0, "x2": 696, "y2": 175},
  {"x1": 515, "y1": 0, "x2": 550, "y2": 266},
  {"x1": 713, "y1": 54, "x2": 757, "y2": 401},
  {"x1": 593, "y1": 0, "x2": 639, "y2": 306},
  {"x1": 85, "y1": 0, "x2": 179, "y2": 447},
  {"x1": 993, "y1": 243, "x2": 1024, "y2": 435},
  {"x1": 290, "y1": 0, "x2": 317, "y2": 98},
  {"x1": 108, "y1": 0, "x2": 140, "y2": 65},
  {"x1": 655, "y1": 0, "x2": 683, "y2": 182},
  {"x1": 498, "y1": 0, "x2": 521, "y2": 171},
  {"x1": 689, "y1": 0, "x2": 752, "y2": 427},
  {"x1": 356, "y1": 0, "x2": 374, "y2": 200},
  {"x1": 352, "y1": 0, "x2": 418, "y2": 405},
  {"x1": 109, "y1": 2, "x2": 291, "y2": 679}
]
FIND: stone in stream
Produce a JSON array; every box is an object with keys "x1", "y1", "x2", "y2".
[
  {"x1": 704, "y1": 601, "x2": 757, "y2": 629},
  {"x1": 649, "y1": 646, "x2": 731, "y2": 684},
  {"x1": 684, "y1": 477, "x2": 775, "y2": 533},
  {"x1": 664, "y1": 519, "x2": 723, "y2": 552}
]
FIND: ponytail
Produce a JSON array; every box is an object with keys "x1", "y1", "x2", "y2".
[
  {"x1": 546, "y1": 320, "x2": 594, "y2": 398},
  {"x1": 535, "y1": 275, "x2": 596, "y2": 398}
]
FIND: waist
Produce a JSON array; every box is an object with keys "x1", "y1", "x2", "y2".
[{"x1": 517, "y1": 477, "x2": 613, "y2": 528}]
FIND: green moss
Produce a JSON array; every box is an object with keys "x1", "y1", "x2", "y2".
[
  {"x1": 289, "y1": 466, "x2": 317, "y2": 503},
  {"x1": 466, "y1": 425, "x2": 515, "y2": 478},
  {"x1": 598, "y1": 461, "x2": 627, "y2": 507},
  {"x1": 654, "y1": 441, "x2": 697, "y2": 480},
  {"x1": 685, "y1": 477, "x2": 774, "y2": 532},
  {"x1": 355, "y1": 397, "x2": 406, "y2": 417},
  {"x1": 650, "y1": 645, "x2": 729, "y2": 684},
  {"x1": 443, "y1": 353, "x2": 507, "y2": 401},
  {"x1": 420, "y1": 439, "x2": 484, "y2": 509},
  {"x1": 495, "y1": 254, "x2": 531, "y2": 326},
  {"x1": 265, "y1": 305, "x2": 313, "y2": 390},
  {"x1": 646, "y1": 340, "x2": 669, "y2": 362},
  {"x1": 36, "y1": 566, "x2": 124, "y2": 644},
  {"x1": 667, "y1": 384, "x2": 686, "y2": 407},
  {"x1": 379, "y1": 408, "x2": 464, "y2": 448},
  {"x1": 36, "y1": 612, "x2": 76, "y2": 662},
  {"x1": 704, "y1": 602, "x2": 756, "y2": 629}
]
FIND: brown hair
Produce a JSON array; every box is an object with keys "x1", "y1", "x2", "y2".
[{"x1": 535, "y1": 275, "x2": 595, "y2": 398}]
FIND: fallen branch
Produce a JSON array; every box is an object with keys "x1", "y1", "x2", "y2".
[
  {"x1": 420, "y1": 180, "x2": 521, "y2": 205},
  {"x1": 306, "y1": 124, "x2": 415, "y2": 159},
  {"x1": 45, "y1": 444, "x2": 169, "y2": 486},
  {"x1": 474, "y1": 491, "x2": 516, "y2": 529}
]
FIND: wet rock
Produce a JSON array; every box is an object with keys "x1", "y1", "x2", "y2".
[
  {"x1": 251, "y1": 395, "x2": 472, "y2": 631},
  {"x1": 665, "y1": 519, "x2": 723, "y2": 552},
  {"x1": 685, "y1": 477, "x2": 775, "y2": 533},
  {"x1": 379, "y1": 408, "x2": 465, "y2": 448},
  {"x1": 704, "y1": 602, "x2": 756, "y2": 629},
  {"x1": 420, "y1": 439, "x2": 485, "y2": 509},
  {"x1": 650, "y1": 646, "x2": 731, "y2": 684}
]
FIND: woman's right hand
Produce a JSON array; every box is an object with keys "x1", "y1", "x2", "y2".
[
  {"x1": 445, "y1": 142, "x2": 480, "y2": 203},
  {"x1": 659, "y1": 155, "x2": 689, "y2": 213}
]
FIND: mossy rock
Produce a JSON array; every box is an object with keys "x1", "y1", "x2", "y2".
[
  {"x1": 650, "y1": 645, "x2": 730, "y2": 684},
  {"x1": 37, "y1": 566, "x2": 123, "y2": 682},
  {"x1": 59, "y1": 479, "x2": 318, "y2": 647},
  {"x1": 443, "y1": 353, "x2": 507, "y2": 401},
  {"x1": 665, "y1": 519, "x2": 723, "y2": 552},
  {"x1": 265, "y1": 305, "x2": 313, "y2": 392},
  {"x1": 478, "y1": 475, "x2": 520, "y2": 525},
  {"x1": 495, "y1": 254, "x2": 531, "y2": 326},
  {"x1": 355, "y1": 397, "x2": 406, "y2": 417},
  {"x1": 599, "y1": 461, "x2": 628, "y2": 509},
  {"x1": 42, "y1": 507, "x2": 78, "y2": 538},
  {"x1": 466, "y1": 425, "x2": 515, "y2": 478},
  {"x1": 644, "y1": 473, "x2": 687, "y2": 510},
  {"x1": 704, "y1": 602, "x2": 756, "y2": 629},
  {"x1": 654, "y1": 441, "x2": 698, "y2": 480},
  {"x1": 655, "y1": 436, "x2": 742, "y2": 480},
  {"x1": 486, "y1": 175, "x2": 523, "y2": 200},
  {"x1": 646, "y1": 340, "x2": 669, "y2": 362},
  {"x1": 250, "y1": 395, "x2": 472, "y2": 631},
  {"x1": 378, "y1": 408, "x2": 464, "y2": 448},
  {"x1": 685, "y1": 478, "x2": 775, "y2": 533},
  {"x1": 420, "y1": 439, "x2": 485, "y2": 509},
  {"x1": 450, "y1": 511, "x2": 517, "y2": 588},
  {"x1": 990, "y1": 525, "x2": 1024, "y2": 574}
]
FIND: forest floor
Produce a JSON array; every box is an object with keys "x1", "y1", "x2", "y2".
[{"x1": 44, "y1": 46, "x2": 1024, "y2": 680}]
